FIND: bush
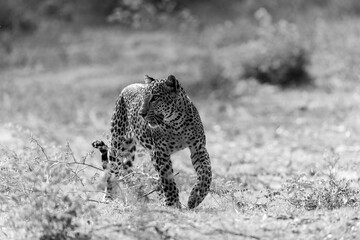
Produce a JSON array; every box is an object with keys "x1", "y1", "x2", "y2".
[
  {"x1": 0, "y1": 0, "x2": 75, "y2": 36},
  {"x1": 0, "y1": 0, "x2": 38, "y2": 34},
  {"x1": 239, "y1": 9, "x2": 312, "y2": 86},
  {"x1": 0, "y1": 135, "x2": 99, "y2": 239},
  {"x1": 284, "y1": 174, "x2": 358, "y2": 210},
  {"x1": 283, "y1": 150, "x2": 359, "y2": 210}
]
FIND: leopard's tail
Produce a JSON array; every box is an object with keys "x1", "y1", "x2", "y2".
[{"x1": 92, "y1": 140, "x2": 109, "y2": 170}]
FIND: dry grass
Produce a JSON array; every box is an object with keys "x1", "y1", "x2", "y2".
[{"x1": 1, "y1": 16, "x2": 360, "y2": 240}]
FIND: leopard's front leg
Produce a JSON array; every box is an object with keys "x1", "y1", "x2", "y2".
[
  {"x1": 188, "y1": 145, "x2": 212, "y2": 209},
  {"x1": 151, "y1": 150, "x2": 181, "y2": 208}
]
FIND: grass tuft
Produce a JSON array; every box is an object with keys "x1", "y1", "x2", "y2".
[{"x1": 283, "y1": 149, "x2": 359, "y2": 210}]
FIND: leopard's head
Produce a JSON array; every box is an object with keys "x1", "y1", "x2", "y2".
[{"x1": 139, "y1": 75, "x2": 182, "y2": 128}]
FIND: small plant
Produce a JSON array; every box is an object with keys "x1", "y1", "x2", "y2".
[
  {"x1": 210, "y1": 177, "x2": 244, "y2": 196},
  {"x1": 239, "y1": 8, "x2": 312, "y2": 86},
  {"x1": 283, "y1": 150, "x2": 358, "y2": 210},
  {"x1": 111, "y1": 161, "x2": 166, "y2": 206},
  {"x1": 1, "y1": 136, "x2": 100, "y2": 239},
  {"x1": 38, "y1": 197, "x2": 91, "y2": 240}
]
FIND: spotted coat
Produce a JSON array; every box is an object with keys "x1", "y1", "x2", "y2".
[{"x1": 92, "y1": 75, "x2": 212, "y2": 209}]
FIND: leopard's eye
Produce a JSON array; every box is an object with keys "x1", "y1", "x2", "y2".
[{"x1": 150, "y1": 95, "x2": 158, "y2": 102}]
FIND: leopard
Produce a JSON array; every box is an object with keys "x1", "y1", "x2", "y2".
[{"x1": 92, "y1": 75, "x2": 212, "y2": 209}]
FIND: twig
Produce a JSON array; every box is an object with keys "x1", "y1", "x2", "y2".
[
  {"x1": 205, "y1": 220, "x2": 260, "y2": 240},
  {"x1": 140, "y1": 172, "x2": 180, "y2": 198},
  {"x1": 68, "y1": 167, "x2": 86, "y2": 186},
  {"x1": 187, "y1": 221, "x2": 260, "y2": 240},
  {"x1": 0, "y1": 226, "x2": 8, "y2": 237},
  {"x1": 141, "y1": 188, "x2": 160, "y2": 198},
  {"x1": 66, "y1": 142, "x2": 77, "y2": 162},
  {"x1": 65, "y1": 142, "x2": 103, "y2": 171},
  {"x1": 66, "y1": 190, "x2": 106, "y2": 194},
  {"x1": 92, "y1": 223, "x2": 124, "y2": 232},
  {"x1": 210, "y1": 194, "x2": 222, "y2": 207},
  {"x1": 85, "y1": 198, "x2": 109, "y2": 204},
  {"x1": 205, "y1": 227, "x2": 261, "y2": 240},
  {"x1": 66, "y1": 162, "x2": 104, "y2": 172},
  {"x1": 30, "y1": 136, "x2": 50, "y2": 162}
]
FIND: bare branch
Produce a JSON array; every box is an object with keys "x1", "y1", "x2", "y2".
[
  {"x1": 84, "y1": 198, "x2": 109, "y2": 204},
  {"x1": 205, "y1": 227, "x2": 260, "y2": 240},
  {"x1": 30, "y1": 136, "x2": 50, "y2": 162},
  {"x1": 141, "y1": 188, "x2": 159, "y2": 198},
  {"x1": 66, "y1": 162, "x2": 104, "y2": 172}
]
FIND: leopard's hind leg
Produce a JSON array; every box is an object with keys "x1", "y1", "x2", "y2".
[
  {"x1": 92, "y1": 140, "x2": 116, "y2": 201},
  {"x1": 92, "y1": 138, "x2": 137, "y2": 201},
  {"x1": 93, "y1": 96, "x2": 139, "y2": 201}
]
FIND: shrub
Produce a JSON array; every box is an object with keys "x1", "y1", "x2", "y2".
[
  {"x1": 215, "y1": 8, "x2": 312, "y2": 87},
  {"x1": 0, "y1": 0, "x2": 75, "y2": 39},
  {"x1": 238, "y1": 8, "x2": 312, "y2": 86},
  {"x1": 283, "y1": 150, "x2": 359, "y2": 210},
  {"x1": 284, "y1": 174, "x2": 358, "y2": 210},
  {"x1": 0, "y1": 0, "x2": 38, "y2": 34},
  {"x1": 0, "y1": 136, "x2": 99, "y2": 239},
  {"x1": 328, "y1": 0, "x2": 360, "y2": 16}
]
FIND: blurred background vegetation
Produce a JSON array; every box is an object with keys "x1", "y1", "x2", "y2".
[
  {"x1": 1, "y1": 0, "x2": 360, "y2": 86},
  {"x1": 1, "y1": 0, "x2": 360, "y2": 145}
]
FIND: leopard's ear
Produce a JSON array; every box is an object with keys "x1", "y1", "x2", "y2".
[
  {"x1": 165, "y1": 75, "x2": 180, "y2": 93},
  {"x1": 144, "y1": 75, "x2": 155, "y2": 84}
]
